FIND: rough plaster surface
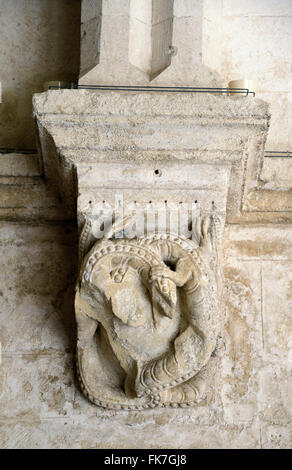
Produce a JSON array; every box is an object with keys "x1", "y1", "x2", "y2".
[{"x1": 0, "y1": 222, "x2": 291, "y2": 448}]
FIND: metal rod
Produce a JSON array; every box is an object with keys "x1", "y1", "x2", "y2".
[
  {"x1": 48, "y1": 84, "x2": 255, "y2": 96},
  {"x1": 0, "y1": 148, "x2": 38, "y2": 154},
  {"x1": 264, "y1": 151, "x2": 291, "y2": 158}
]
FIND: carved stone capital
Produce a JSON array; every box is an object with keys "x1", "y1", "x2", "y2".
[
  {"x1": 76, "y1": 228, "x2": 221, "y2": 409},
  {"x1": 34, "y1": 89, "x2": 270, "y2": 409}
]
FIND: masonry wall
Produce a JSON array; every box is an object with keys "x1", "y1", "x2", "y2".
[{"x1": 0, "y1": 0, "x2": 80, "y2": 149}]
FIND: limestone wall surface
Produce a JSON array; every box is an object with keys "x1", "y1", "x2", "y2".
[
  {"x1": 0, "y1": 221, "x2": 290, "y2": 449},
  {"x1": 0, "y1": 0, "x2": 80, "y2": 149},
  {"x1": 202, "y1": 0, "x2": 292, "y2": 153}
]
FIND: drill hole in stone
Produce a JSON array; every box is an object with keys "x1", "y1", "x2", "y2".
[
  {"x1": 164, "y1": 260, "x2": 176, "y2": 271},
  {"x1": 154, "y1": 169, "x2": 162, "y2": 177}
]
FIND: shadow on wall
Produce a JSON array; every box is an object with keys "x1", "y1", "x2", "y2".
[{"x1": 0, "y1": 0, "x2": 81, "y2": 150}]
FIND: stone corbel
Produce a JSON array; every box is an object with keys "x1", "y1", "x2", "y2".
[{"x1": 33, "y1": 90, "x2": 270, "y2": 409}]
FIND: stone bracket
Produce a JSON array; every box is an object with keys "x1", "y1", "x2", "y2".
[{"x1": 33, "y1": 89, "x2": 274, "y2": 409}]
